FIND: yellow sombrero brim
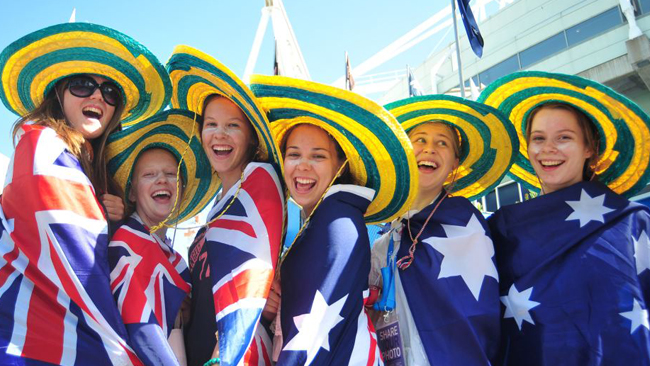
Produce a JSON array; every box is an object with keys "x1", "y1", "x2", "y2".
[
  {"x1": 386, "y1": 95, "x2": 519, "y2": 201},
  {"x1": 0, "y1": 22, "x2": 171, "y2": 126},
  {"x1": 166, "y1": 45, "x2": 281, "y2": 169},
  {"x1": 478, "y1": 71, "x2": 650, "y2": 198},
  {"x1": 250, "y1": 75, "x2": 418, "y2": 224},
  {"x1": 106, "y1": 109, "x2": 219, "y2": 224}
]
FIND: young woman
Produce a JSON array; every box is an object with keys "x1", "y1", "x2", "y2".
[
  {"x1": 250, "y1": 74, "x2": 419, "y2": 365},
  {"x1": 367, "y1": 95, "x2": 519, "y2": 365},
  {"x1": 167, "y1": 46, "x2": 284, "y2": 366},
  {"x1": 479, "y1": 71, "x2": 650, "y2": 365},
  {"x1": 106, "y1": 110, "x2": 218, "y2": 366},
  {"x1": 0, "y1": 23, "x2": 170, "y2": 365}
]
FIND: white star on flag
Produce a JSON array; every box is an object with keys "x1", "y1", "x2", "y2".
[
  {"x1": 564, "y1": 189, "x2": 615, "y2": 227},
  {"x1": 634, "y1": 230, "x2": 650, "y2": 275},
  {"x1": 501, "y1": 284, "x2": 540, "y2": 330},
  {"x1": 619, "y1": 298, "x2": 650, "y2": 334},
  {"x1": 424, "y1": 213, "x2": 499, "y2": 301},
  {"x1": 283, "y1": 290, "x2": 348, "y2": 365}
]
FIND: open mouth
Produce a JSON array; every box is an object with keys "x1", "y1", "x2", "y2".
[
  {"x1": 82, "y1": 106, "x2": 103, "y2": 120},
  {"x1": 539, "y1": 160, "x2": 564, "y2": 170},
  {"x1": 151, "y1": 189, "x2": 172, "y2": 203},
  {"x1": 294, "y1": 177, "x2": 316, "y2": 193},
  {"x1": 418, "y1": 160, "x2": 438, "y2": 173},
  {"x1": 212, "y1": 145, "x2": 233, "y2": 157}
]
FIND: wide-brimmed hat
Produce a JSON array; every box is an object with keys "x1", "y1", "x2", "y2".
[
  {"x1": 250, "y1": 75, "x2": 418, "y2": 224},
  {"x1": 107, "y1": 109, "x2": 219, "y2": 225},
  {"x1": 478, "y1": 71, "x2": 650, "y2": 198},
  {"x1": 385, "y1": 94, "x2": 519, "y2": 201},
  {"x1": 0, "y1": 22, "x2": 171, "y2": 126},
  {"x1": 166, "y1": 45, "x2": 281, "y2": 167}
]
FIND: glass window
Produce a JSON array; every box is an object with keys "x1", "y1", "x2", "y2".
[
  {"x1": 635, "y1": 0, "x2": 650, "y2": 15},
  {"x1": 498, "y1": 183, "x2": 521, "y2": 207},
  {"x1": 485, "y1": 190, "x2": 498, "y2": 212},
  {"x1": 519, "y1": 33, "x2": 568, "y2": 68},
  {"x1": 566, "y1": 7, "x2": 622, "y2": 46},
  {"x1": 478, "y1": 55, "x2": 520, "y2": 87}
]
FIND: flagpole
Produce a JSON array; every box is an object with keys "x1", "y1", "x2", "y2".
[
  {"x1": 345, "y1": 51, "x2": 349, "y2": 90},
  {"x1": 451, "y1": 0, "x2": 466, "y2": 98}
]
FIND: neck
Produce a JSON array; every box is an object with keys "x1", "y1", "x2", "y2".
[
  {"x1": 218, "y1": 167, "x2": 244, "y2": 199},
  {"x1": 136, "y1": 212, "x2": 168, "y2": 238},
  {"x1": 153, "y1": 227, "x2": 168, "y2": 238},
  {"x1": 413, "y1": 186, "x2": 443, "y2": 212}
]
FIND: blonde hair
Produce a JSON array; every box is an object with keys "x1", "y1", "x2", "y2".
[{"x1": 12, "y1": 76, "x2": 125, "y2": 195}]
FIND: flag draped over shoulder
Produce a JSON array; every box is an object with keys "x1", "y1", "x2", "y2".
[
  {"x1": 205, "y1": 162, "x2": 284, "y2": 365},
  {"x1": 397, "y1": 195, "x2": 500, "y2": 365},
  {"x1": 456, "y1": 0, "x2": 484, "y2": 57},
  {"x1": 489, "y1": 181, "x2": 650, "y2": 365},
  {"x1": 109, "y1": 213, "x2": 191, "y2": 337},
  {"x1": 279, "y1": 185, "x2": 383, "y2": 366},
  {"x1": 0, "y1": 125, "x2": 141, "y2": 365}
]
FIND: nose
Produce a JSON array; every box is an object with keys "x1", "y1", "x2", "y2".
[
  {"x1": 540, "y1": 139, "x2": 558, "y2": 153},
  {"x1": 296, "y1": 158, "x2": 311, "y2": 171},
  {"x1": 89, "y1": 86, "x2": 103, "y2": 101},
  {"x1": 422, "y1": 141, "x2": 437, "y2": 154}
]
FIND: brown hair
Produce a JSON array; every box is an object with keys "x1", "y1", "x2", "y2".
[
  {"x1": 281, "y1": 123, "x2": 353, "y2": 185},
  {"x1": 200, "y1": 94, "x2": 260, "y2": 164},
  {"x1": 12, "y1": 76, "x2": 125, "y2": 196},
  {"x1": 525, "y1": 103, "x2": 600, "y2": 180}
]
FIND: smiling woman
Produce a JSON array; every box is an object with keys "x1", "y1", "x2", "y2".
[
  {"x1": 479, "y1": 71, "x2": 650, "y2": 364},
  {"x1": 0, "y1": 22, "x2": 170, "y2": 365}
]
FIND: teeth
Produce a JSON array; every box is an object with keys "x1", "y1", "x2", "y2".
[
  {"x1": 152, "y1": 190, "x2": 171, "y2": 197},
  {"x1": 83, "y1": 106, "x2": 102, "y2": 115},
  {"x1": 296, "y1": 178, "x2": 315, "y2": 184},
  {"x1": 540, "y1": 160, "x2": 563, "y2": 167},
  {"x1": 418, "y1": 161, "x2": 438, "y2": 168},
  {"x1": 212, "y1": 145, "x2": 233, "y2": 152}
]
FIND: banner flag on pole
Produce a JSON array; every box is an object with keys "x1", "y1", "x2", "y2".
[{"x1": 457, "y1": 0, "x2": 484, "y2": 57}]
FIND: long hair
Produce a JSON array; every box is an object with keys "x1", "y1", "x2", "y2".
[
  {"x1": 525, "y1": 102, "x2": 600, "y2": 181},
  {"x1": 12, "y1": 76, "x2": 125, "y2": 195}
]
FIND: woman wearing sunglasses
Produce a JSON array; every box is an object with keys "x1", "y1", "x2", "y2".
[{"x1": 0, "y1": 23, "x2": 170, "y2": 365}]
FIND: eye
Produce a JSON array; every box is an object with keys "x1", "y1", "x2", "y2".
[
  {"x1": 228, "y1": 122, "x2": 240, "y2": 128},
  {"x1": 286, "y1": 152, "x2": 300, "y2": 158},
  {"x1": 143, "y1": 172, "x2": 155, "y2": 178},
  {"x1": 205, "y1": 121, "x2": 217, "y2": 128},
  {"x1": 559, "y1": 135, "x2": 572, "y2": 141},
  {"x1": 531, "y1": 136, "x2": 544, "y2": 142},
  {"x1": 413, "y1": 137, "x2": 426, "y2": 143},
  {"x1": 437, "y1": 140, "x2": 448, "y2": 147}
]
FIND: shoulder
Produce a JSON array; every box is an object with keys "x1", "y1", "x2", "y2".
[
  {"x1": 312, "y1": 184, "x2": 374, "y2": 227},
  {"x1": 110, "y1": 215, "x2": 149, "y2": 245}
]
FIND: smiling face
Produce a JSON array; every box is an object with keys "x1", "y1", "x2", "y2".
[
  {"x1": 62, "y1": 74, "x2": 117, "y2": 140},
  {"x1": 409, "y1": 122, "x2": 460, "y2": 200},
  {"x1": 201, "y1": 96, "x2": 256, "y2": 185},
  {"x1": 283, "y1": 124, "x2": 343, "y2": 216},
  {"x1": 129, "y1": 148, "x2": 180, "y2": 229},
  {"x1": 527, "y1": 106, "x2": 594, "y2": 194}
]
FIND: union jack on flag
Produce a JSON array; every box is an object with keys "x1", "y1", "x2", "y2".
[
  {"x1": 205, "y1": 162, "x2": 284, "y2": 365},
  {"x1": 0, "y1": 125, "x2": 141, "y2": 365},
  {"x1": 109, "y1": 213, "x2": 191, "y2": 337}
]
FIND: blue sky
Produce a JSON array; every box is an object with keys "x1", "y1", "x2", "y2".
[{"x1": 0, "y1": 0, "x2": 451, "y2": 157}]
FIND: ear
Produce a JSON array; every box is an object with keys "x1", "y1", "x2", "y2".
[
  {"x1": 128, "y1": 185, "x2": 136, "y2": 203},
  {"x1": 453, "y1": 157, "x2": 460, "y2": 171}
]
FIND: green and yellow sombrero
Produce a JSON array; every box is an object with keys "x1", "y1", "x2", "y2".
[
  {"x1": 385, "y1": 94, "x2": 519, "y2": 201},
  {"x1": 250, "y1": 75, "x2": 418, "y2": 224},
  {"x1": 166, "y1": 45, "x2": 281, "y2": 167},
  {"x1": 0, "y1": 22, "x2": 172, "y2": 126},
  {"x1": 107, "y1": 109, "x2": 219, "y2": 225},
  {"x1": 478, "y1": 71, "x2": 650, "y2": 198}
]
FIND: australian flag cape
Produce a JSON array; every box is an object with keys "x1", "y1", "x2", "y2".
[
  {"x1": 108, "y1": 213, "x2": 191, "y2": 363},
  {"x1": 488, "y1": 180, "x2": 650, "y2": 365},
  {"x1": 279, "y1": 184, "x2": 383, "y2": 366},
  {"x1": 397, "y1": 194, "x2": 500, "y2": 365},
  {"x1": 194, "y1": 162, "x2": 283, "y2": 366},
  {"x1": 0, "y1": 125, "x2": 141, "y2": 365}
]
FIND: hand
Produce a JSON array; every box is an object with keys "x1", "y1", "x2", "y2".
[
  {"x1": 101, "y1": 193, "x2": 125, "y2": 222},
  {"x1": 180, "y1": 295, "x2": 191, "y2": 325},
  {"x1": 262, "y1": 279, "x2": 281, "y2": 321}
]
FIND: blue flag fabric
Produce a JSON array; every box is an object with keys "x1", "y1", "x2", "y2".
[
  {"x1": 279, "y1": 185, "x2": 382, "y2": 365},
  {"x1": 397, "y1": 195, "x2": 500, "y2": 365},
  {"x1": 457, "y1": 0, "x2": 484, "y2": 57},
  {"x1": 489, "y1": 181, "x2": 650, "y2": 365},
  {"x1": 407, "y1": 67, "x2": 424, "y2": 97}
]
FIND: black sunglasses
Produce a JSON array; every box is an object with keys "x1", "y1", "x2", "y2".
[{"x1": 67, "y1": 76, "x2": 121, "y2": 107}]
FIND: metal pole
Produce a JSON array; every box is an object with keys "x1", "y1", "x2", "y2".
[{"x1": 451, "y1": 0, "x2": 466, "y2": 98}]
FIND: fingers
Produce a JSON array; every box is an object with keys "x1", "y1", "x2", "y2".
[{"x1": 101, "y1": 194, "x2": 125, "y2": 221}]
